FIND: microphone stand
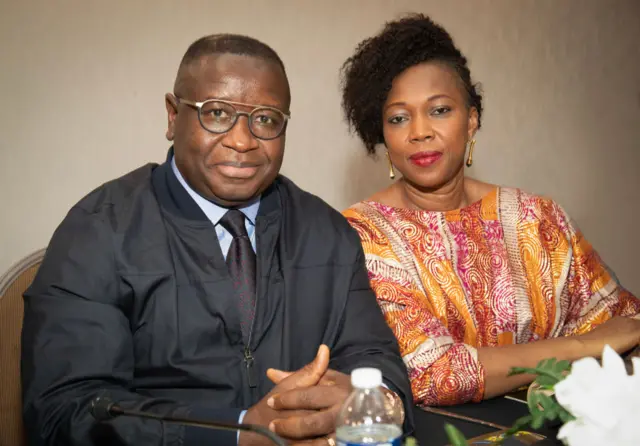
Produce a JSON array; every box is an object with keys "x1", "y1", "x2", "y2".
[{"x1": 90, "y1": 397, "x2": 286, "y2": 446}]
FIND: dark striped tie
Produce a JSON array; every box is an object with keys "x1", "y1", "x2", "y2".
[{"x1": 220, "y1": 209, "x2": 256, "y2": 341}]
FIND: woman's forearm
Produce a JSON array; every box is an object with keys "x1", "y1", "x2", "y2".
[
  {"x1": 477, "y1": 336, "x2": 585, "y2": 399},
  {"x1": 478, "y1": 314, "x2": 640, "y2": 399}
]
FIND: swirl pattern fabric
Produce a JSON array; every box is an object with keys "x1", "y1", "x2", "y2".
[{"x1": 343, "y1": 187, "x2": 640, "y2": 406}]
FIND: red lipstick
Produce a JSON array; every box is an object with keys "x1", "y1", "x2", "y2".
[{"x1": 409, "y1": 151, "x2": 442, "y2": 167}]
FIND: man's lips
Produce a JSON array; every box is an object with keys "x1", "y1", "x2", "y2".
[{"x1": 215, "y1": 162, "x2": 261, "y2": 179}]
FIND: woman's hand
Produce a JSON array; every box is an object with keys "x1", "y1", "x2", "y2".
[{"x1": 577, "y1": 316, "x2": 640, "y2": 357}]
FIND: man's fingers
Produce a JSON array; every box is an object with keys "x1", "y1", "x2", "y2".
[
  {"x1": 266, "y1": 368, "x2": 293, "y2": 384},
  {"x1": 269, "y1": 407, "x2": 338, "y2": 440},
  {"x1": 267, "y1": 370, "x2": 337, "y2": 386},
  {"x1": 268, "y1": 366, "x2": 341, "y2": 387},
  {"x1": 269, "y1": 345, "x2": 330, "y2": 391},
  {"x1": 295, "y1": 344, "x2": 330, "y2": 387},
  {"x1": 268, "y1": 386, "x2": 340, "y2": 411}
]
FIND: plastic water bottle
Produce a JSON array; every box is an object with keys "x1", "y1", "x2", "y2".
[{"x1": 336, "y1": 367, "x2": 403, "y2": 446}]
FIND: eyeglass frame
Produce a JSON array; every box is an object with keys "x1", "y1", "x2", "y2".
[{"x1": 175, "y1": 96, "x2": 291, "y2": 141}]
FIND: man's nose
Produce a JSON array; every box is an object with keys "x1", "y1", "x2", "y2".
[{"x1": 221, "y1": 115, "x2": 259, "y2": 152}]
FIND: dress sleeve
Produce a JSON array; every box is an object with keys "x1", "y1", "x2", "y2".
[
  {"x1": 546, "y1": 202, "x2": 640, "y2": 336},
  {"x1": 344, "y1": 209, "x2": 485, "y2": 406}
]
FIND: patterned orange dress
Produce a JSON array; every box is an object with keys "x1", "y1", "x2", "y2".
[{"x1": 343, "y1": 187, "x2": 640, "y2": 407}]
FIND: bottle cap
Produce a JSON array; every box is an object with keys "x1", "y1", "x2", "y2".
[{"x1": 351, "y1": 367, "x2": 382, "y2": 389}]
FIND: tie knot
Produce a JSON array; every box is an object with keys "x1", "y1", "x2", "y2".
[{"x1": 219, "y1": 209, "x2": 249, "y2": 238}]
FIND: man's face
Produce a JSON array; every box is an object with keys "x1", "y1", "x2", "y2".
[{"x1": 165, "y1": 53, "x2": 290, "y2": 207}]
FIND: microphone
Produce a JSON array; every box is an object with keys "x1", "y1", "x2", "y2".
[{"x1": 90, "y1": 396, "x2": 286, "y2": 446}]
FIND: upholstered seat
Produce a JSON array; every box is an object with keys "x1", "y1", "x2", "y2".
[{"x1": 0, "y1": 249, "x2": 45, "y2": 446}]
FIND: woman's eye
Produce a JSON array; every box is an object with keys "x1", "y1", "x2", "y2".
[
  {"x1": 388, "y1": 115, "x2": 408, "y2": 124},
  {"x1": 432, "y1": 106, "x2": 451, "y2": 116}
]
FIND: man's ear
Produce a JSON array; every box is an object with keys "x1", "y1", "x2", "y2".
[{"x1": 165, "y1": 93, "x2": 178, "y2": 141}]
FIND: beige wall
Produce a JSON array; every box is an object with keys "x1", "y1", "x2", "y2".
[{"x1": 1, "y1": 0, "x2": 639, "y2": 293}]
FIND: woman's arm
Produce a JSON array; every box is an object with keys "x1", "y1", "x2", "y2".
[
  {"x1": 479, "y1": 315, "x2": 640, "y2": 399},
  {"x1": 478, "y1": 335, "x2": 583, "y2": 399},
  {"x1": 479, "y1": 200, "x2": 640, "y2": 399}
]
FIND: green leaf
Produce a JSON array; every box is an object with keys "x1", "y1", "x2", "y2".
[
  {"x1": 537, "y1": 393, "x2": 558, "y2": 420},
  {"x1": 527, "y1": 389, "x2": 543, "y2": 416},
  {"x1": 506, "y1": 415, "x2": 532, "y2": 436},
  {"x1": 555, "y1": 360, "x2": 571, "y2": 373},
  {"x1": 504, "y1": 358, "x2": 575, "y2": 440},
  {"x1": 531, "y1": 411, "x2": 545, "y2": 430},
  {"x1": 444, "y1": 423, "x2": 468, "y2": 446},
  {"x1": 539, "y1": 358, "x2": 571, "y2": 377},
  {"x1": 404, "y1": 437, "x2": 418, "y2": 446},
  {"x1": 509, "y1": 361, "x2": 567, "y2": 383},
  {"x1": 534, "y1": 374, "x2": 559, "y2": 387},
  {"x1": 557, "y1": 406, "x2": 576, "y2": 423},
  {"x1": 508, "y1": 366, "x2": 540, "y2": 376}
]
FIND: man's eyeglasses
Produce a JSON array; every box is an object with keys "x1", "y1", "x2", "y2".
[{"x1": 176, "y1": 97, "x2": 291, "y2": 140}]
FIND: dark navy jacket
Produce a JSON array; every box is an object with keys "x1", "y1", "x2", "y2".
[{"x1": 21, "y1": 156, "x2": 413, "y2": 445}]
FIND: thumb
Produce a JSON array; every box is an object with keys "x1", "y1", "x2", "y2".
[
  {"x1": 266, "y1": 369, "x2": 293, "y2": 384},
  {"x1": 268, "y1": 344, "x2": 330, "y2": 391}
]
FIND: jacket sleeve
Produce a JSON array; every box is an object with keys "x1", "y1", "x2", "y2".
[
  {"x1": 327, "y1": 229, "x2": 415, "y2": 434},
  {"x1": 21, "y1": 206, "x2": 241, "y2": 446}
]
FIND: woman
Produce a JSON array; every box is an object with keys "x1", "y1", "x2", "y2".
[{"x1": 341, "y1": 13, "x2": 640, "y2": 407}]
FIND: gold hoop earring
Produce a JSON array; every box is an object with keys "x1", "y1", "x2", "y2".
[
  {"x1": 386, "y1": 150, "x2": 395, "y2": 179},
  {"x1": 466, "y1": 139, "x2": 476, "y2": 167}
]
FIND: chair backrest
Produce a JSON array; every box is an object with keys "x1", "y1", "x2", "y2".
[{"x1": 0, "y1": 249, "x2": 46, "y2": 446}]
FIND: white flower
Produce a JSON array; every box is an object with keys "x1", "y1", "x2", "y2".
[{"x1": 553, "y1": 345, "x2": 640, "y2": 446}]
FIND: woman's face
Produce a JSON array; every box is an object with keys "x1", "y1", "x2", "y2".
[{"x1": 382, "y1": 62, "x2": 478, "y2": 190}]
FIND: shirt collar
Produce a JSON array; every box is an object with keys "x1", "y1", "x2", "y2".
[{"x1": 170, "y1": 156, "x2": 260, "y2": 226}]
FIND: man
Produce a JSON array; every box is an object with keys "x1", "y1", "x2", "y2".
[{"x1": 21, "y1": 34, "x2": 413, "y2": 446}]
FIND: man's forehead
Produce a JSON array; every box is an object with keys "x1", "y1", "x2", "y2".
[
  {"x1": 196, "y1": 52, "x2": 275, "y2": 73},
  {"x1": 176, "y1": 53, "x2": 289, "y2": 106}
]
